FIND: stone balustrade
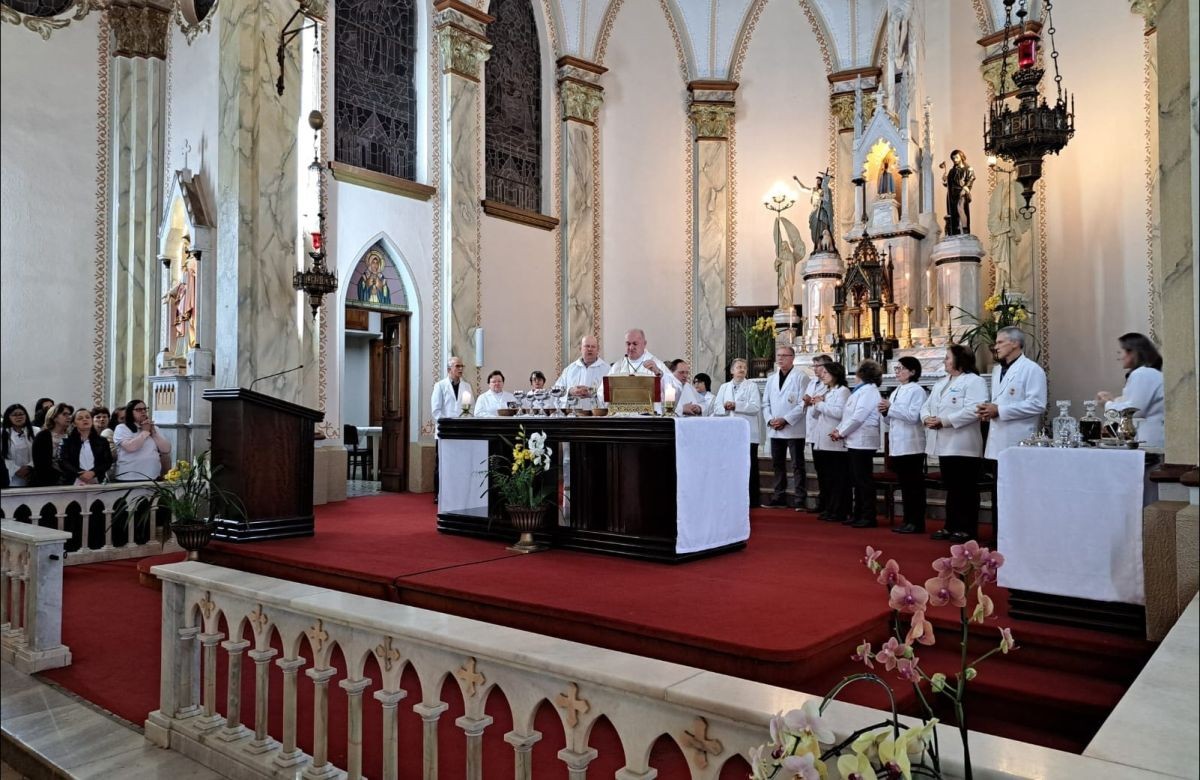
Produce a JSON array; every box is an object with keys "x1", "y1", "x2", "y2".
[
  {"x1": 1, "y1": 519, "x2": 72, "y2": 672},
  {"x1": 146, "y1": 561, "x2": 1166, "y2": 780},
  {"x1": 0, "y1": 482, "x2": 180, "y2": 565}
]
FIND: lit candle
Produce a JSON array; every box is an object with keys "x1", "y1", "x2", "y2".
[
  {"x1": 664, "y1": 384, "x2": 676, "y2": 404},
  {"x1": 461, "y1": 389, "x2": 473, "y2": 408}
]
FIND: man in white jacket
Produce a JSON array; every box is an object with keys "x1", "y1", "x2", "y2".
[
  {"x1": 976, "y1": 326, "x2": 1047, "y2": 465},
  {"x1": 762, "y1": 345, "x2": 808, "y2": 509},
  {"x1": 430, "y1": 356, "x2": 466, "y2": 498}
]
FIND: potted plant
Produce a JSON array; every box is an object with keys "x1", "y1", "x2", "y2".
[
  {"x1": 953, "y1": 288, "x2": 1032, "y2": 357},
  {"x1": 125, "y1": 451, "x2": 243, "y2": 560},
  {"x1": 484, "y1": 426, "x2": 556, "y2": 553},
  {"x1": 742, "y1": 316, "x2": 777, "y2": 377}
]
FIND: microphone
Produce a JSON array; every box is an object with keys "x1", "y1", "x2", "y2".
[{"x1": 250, "y1": 364, "x2": 305, "y2": 391}]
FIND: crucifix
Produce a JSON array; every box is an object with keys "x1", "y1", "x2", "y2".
[{"x1": 182, "y1": 139, "x2": 192, "y2": 170}]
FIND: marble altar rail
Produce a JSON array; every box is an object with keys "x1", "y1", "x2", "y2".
[
  {"x1": 145, "y1": 561, "x2": 1172, "y2": 780},
  {"x1": 0, "y1": 482, "x2": 181, "y2": 566},
  {"x1": 0, "y1": 519, "x2": 72, "y2": 673}
]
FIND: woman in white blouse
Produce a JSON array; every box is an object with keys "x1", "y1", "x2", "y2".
[
  {"x1": 113, "y1": 399, "x2": 171, "y2": 481},
  {"x1": 879, "y1": 356, "x2": 929, "y2": 534},
  {"x1": 473, "y1": 370, "x2": 518, "y2": 417},
  {"x1": 811, "y1": 362, "x2": 851, "y2": 523},
  {"x1": 921, "y1": 345, "x2": 989, "y2": 542},
  {"x1": 831, "y1": 360, "x2": 883, "y2": 528},
  {"x1": 713, "y1": 358, "x2": 764, "y2": 507},
  {"x1": 2, "y1": 404, "x2": 38, "y2": 487},
  {"x1": 1097, "y1": 332, "x2": 1164, "y2": 449}
]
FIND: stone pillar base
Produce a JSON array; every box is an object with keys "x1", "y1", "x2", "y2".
[
  {"x1": 312, "y1": 446, "x2": 347, "y2": 505},
  {"x1": 409, "y1": 439, "x2": 436, "y2": 493},
  {"x1": 1143, "y1": 500, "x2": 1200, "y2": 640}
]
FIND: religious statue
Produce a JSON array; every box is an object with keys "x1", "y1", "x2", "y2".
[
  {"x1": 773, "y1": 215, "x2": 807, "y2": 313},
  {"x1": 356, "y1": 251, "x2": 392, "y2": 305},
  {"x1": 797, "y1": 173, "x2": 836, "y2": 253},
  {"x1": 166, "y1": 251, "x2": 198, "y2": 352},
  {"x1": 940, "y1": 150, "x2": 975, "y2": 236},
  {"x1": 886, "y1": 0, "x2": 914, "y2": 114},
  {"x1": 877, "y1": 158, "x2": 897, "y2": 199},
  {"x1": 988, "y1": 166, "x2": 1017, "y2": 291}
]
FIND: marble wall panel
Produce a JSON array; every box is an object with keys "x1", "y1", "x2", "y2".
[
  {"x1": 563, "y1": 121, "x2": 596, "y2": 361},
  {"x1": 446, "y1": 76, "x2": 482, "y2": 389},
  {"x1": 214, "y1": 0, "x2": 308, "y2": 406},
  {"x1": 694, "y1": 138, "x2": 729, "y2": 379}
]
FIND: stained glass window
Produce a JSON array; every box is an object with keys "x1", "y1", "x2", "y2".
[
  {"x1": 3, "y1": 0, "x2": 74, "y2": 16},
  {"x1": 485, "y1": 0, "x2": 542, "y2": 213},
  {"x1": 334, "y1": 0, "x2": 417, "y2": 181}
]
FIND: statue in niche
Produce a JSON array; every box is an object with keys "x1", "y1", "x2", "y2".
[
  {"x1": 877, "y1": 158, "x2": 897, "y2": 199},
  {"x1": 166, "y1": 246, "x2": 199, "y2": 353},
  {"x1": 988, "y1": 169, "x2": 1017, "y2": 291},
  {"x1": 773, "y1": 214, "x2": 807, "y2": 313},
  {"x1": 940, "y1": 150, "x2": 976, "y2": 236},
  {"x1": 798, "y1": 172, "x2": 836, "y2": 253},
  {"x1": 356, "y1": 251, "x2": 392, "y2": 305},
  {"x1": 886, "y1": 0, "x2": 914, "y2": 113}
]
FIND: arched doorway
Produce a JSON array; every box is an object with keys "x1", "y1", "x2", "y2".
[{"x1": 344, "y1": 244, "x2": 410, "y2": 492}]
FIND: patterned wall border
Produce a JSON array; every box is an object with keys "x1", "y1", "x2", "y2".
[
  {"x1": 318, "y1": 20, "x2": 332, "y2": 429},
  {"x1": 971, "y1": 0, "x2": 994, "y2": 37},
  {"x1": 1035, "y1": 182, "x2": 1049, "y2": 375},
  {"x1": 540, "y1": 0, "x2": 564, "y2": 376},
  {"x1": 591, "y1": 114, "x2": 602, "y2": 347},
  {"x1": 1142, "y1": 31, "x2": 1158, "y2": 342},
  {"x1": 726, "y1": 116, "x2": 737, "y2": 305},
  {"x1": 92, "y1": 11, "x2": 112, "y2": 406},
  {"x1": 430, "y1": 11, "x2": 444, "y2": 388}
]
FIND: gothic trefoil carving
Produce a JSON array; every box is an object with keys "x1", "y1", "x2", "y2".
[{"x1": 689, "y1": 103, "x2": 734, "y2": 140}]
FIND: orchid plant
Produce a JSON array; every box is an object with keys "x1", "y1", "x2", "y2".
[
  {"x1": 483, "y1": 426, "x2": 555, "y2": 509},
  {"x1": 750, "y1": 541, "x2": 1016, "y2": 780}
]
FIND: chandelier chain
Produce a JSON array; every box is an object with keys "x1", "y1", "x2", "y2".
[{"x1": 1043, "y1": 0, "x2": 1064, "y2": 102}]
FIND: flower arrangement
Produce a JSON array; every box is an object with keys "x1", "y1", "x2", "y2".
[
  {"x1": 124, "y1": 451, "x2": 243, "y2": 541},
  {"x1": 751, "y1": 542, "x2": 1015, "y2": 780},
  {"x1": 953, "y1": 288, "x2": 1031, "y2": 352},
  {"x1": 484, "y1": 426, "x2": 555, "y2": 509},
  {"x1": 742, "y1": 316, "x2": 777, "y2": 360}
]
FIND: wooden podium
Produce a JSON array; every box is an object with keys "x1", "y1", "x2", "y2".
[{"x1": 202, "y1": 388, "x2": 323, "y2": 541}]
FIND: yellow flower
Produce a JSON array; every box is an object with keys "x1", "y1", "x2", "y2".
[
  {"x1": 837, "y1": 751, "x2": 875, "y2": 780},
  {"x1": 984, "y1": 294, "x2": 1001, "y2": 312},
  {"x1": 165, "y1": 469, "x2": 181, "y2": 482},
  {"x1": 511, "y1": 462, "x2": 519, "y2": 474},
  {"x1": 177, "y1": 460, "x2": 190, "y2": 469}
]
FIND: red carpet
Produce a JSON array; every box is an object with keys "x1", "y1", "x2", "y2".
[{"x1": 39, "y1": 493, "x2": 1155, "y2": 776}]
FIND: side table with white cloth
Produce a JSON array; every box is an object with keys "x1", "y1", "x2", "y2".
[
  {"x1": 436, "y1": 416, "x2": 750, "y2": 561},
  {"x1": 997, "y1": 447, "x2": 1147, "y2": 633}
]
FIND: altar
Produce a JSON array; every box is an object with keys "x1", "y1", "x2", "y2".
[
  {"x1": 436, "y1": 416, "x2": 750, "y2": 562},
  {"x1": 997, "y1": 447, "x2": 1147, "y2": 633}
]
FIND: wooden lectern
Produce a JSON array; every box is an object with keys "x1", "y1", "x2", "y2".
[{"x1": 202, "y1": 388, "x2": 323, "y2": 541}]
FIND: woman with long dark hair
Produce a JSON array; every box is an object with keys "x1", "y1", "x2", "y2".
[
  {"x1": 31, "y1": 397, "x2": 54, "y2": 429},
  {"x1": 31, "y1": 402, "x2": 73, "y2": 486},
  {"x1": 1097, "y1": 332, "x2": 1164, "y2": 448},
  {"x1": 60, "y1": 409, "x2": 113, "y2": 485},
  {"x1": 922, "y1": 344, "x2": 988, "y2": 541},
  {"x1": 811, "y1": 362, "x2": 851, "y2": 523},
  {"x1": 831, "y1": 360, "x2": 883, "y2": 528},
  {"x1": 112, "y1": 399, "x2": 170, "y2": 481},
  {"x1": 3, "y1": 404, "x2": 38, "y2": 487}
]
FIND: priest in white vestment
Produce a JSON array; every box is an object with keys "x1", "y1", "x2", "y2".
[
  {"x1": 606, "y1": 328, "x2": 668, "y2": 411},
  {"x1": 663, "y1": 359, "x2": 706, "y2": 416},
  {"x1": 976, "y1": 326, "x2": 1047, "y2": 462},
  {"x1": 553, "y1": 335, "x2": 611, "y2": 410},
  {"x1": 430, "y1": 356, "x2": 467, "y2": 437}
]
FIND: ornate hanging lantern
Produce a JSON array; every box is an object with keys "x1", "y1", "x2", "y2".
[
  {"x1": 293, "y1": 109, "x2": 337, "y2": 317},
  {"x1": 983, "y1": 0, "x2": 1074, "y2": 216}
]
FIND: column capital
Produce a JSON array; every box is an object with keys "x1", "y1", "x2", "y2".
[
  {"x1": 557, "y1": 747, "x2": 599, "y2": 771},
  {"x1": 504, "y1": 730, "x2": 542, "y2": 751},
  {"x1": 687, "y1": 79, "x2": 737, "y2": 103},
  {"x1": 248, "y1": 648, "x2": 278, "y2": 663},
  {"x1": 1129, "y1": 0, "x2": 1158, "y2": 31},
  {"x1": 374, "y1": 689, "x2": 409, "y2": 707},
  {"x1": 339, "y1": 678, "x2": 372, "y2": 695},
  {"x1": 412, "y1": 701, "x2": 448, "y2": 720},
  {"x1": 436, "y1": 3, "x2": 492, "y2": 82},
  {"x1": 688, "y1": 102, "x2": 735, "y2": 140},
  {"x1": 221, "y1": 639, "x2": 251, "y2": 654},
  {"x1": 109, "y1": 4, "x2": 170, "y2": 60},
  {"x1": 276, "y1": 657, "x2": 307, "y2": 674},
  {"x1": 454, "y1": 714, "x2": 494, "y2": 737},
  {"x1": 305, "y1": 667, "x2": 338, "y2": 684},
  {"x1": 830, "y1": 91, "x2": 855, "y2": 132},
  {"x1": 560, "y1": 79, "x2": 604, "y2": 124}
]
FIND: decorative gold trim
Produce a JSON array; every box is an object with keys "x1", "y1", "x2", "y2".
[
  {"x1": 729, "y1": 0, "x2": 766, "y2": 83},
  {"x1": 1143, "y1": 31, "x2": 1158, "y2": 341},
  {"x1": 1, "y1": 0, "x2": 96, "y2": 40},
  {"x1": 796, "y1": 0, "x2": 834, "y2": 76},
  {"x1": 560, "y1": 79, "x2": 603, "y2": 123},
  {"x1": 93, "y1": 11, "x2": 111, "y2": 406},
  {"x1": 727, "y1": 115, "x2": 737, "y2": 305},
  {"x1": 318, "y1": 20, "x2": 332, "y2": 426},
  {"x1": 481, "y1": 199, "x2": 559, "y2": 230},
  {"x1": 542, "y1": 0, "x2": 564, "y2": 376},
  {"x1": 431, "y1": 9, "x2": 445, "y2": 387},
  {"x1": 971, "y1": 0, "x2": 994, "y2": 37},
  {"x1": 329, "y1": 161, "x2": 436, "y2": 200},
  {"x1": 688, "y1": 102, "x2": 734, "y2": 139},
  {"x1": 1036, "y1": 182, "x2": 1049, "y2": 376},
  {"x1": 592, "y1": 0, "x2": 624, "y2": 65},
  {"x1": 591, "y1": 111, "x2": 602, "y2": 344}
]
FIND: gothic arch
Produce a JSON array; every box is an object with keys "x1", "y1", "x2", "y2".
[
  {"x1": 593, "y1": 0, "x2": 696, "y2": 82},
  {"x1": 485, "y1": 0, "x2": 545, "y2": 213}
]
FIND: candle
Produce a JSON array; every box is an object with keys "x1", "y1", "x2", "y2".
[
  {"x1": 461, "y1": 389, "x2": 473, "y2": 408},
  {"x1": 664, "y1": 384, "x2": 676, "y2": 404}
]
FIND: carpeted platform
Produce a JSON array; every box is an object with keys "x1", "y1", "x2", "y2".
[{"x1": 121, "y1": 492, "x2": 1156, "y2": 757}]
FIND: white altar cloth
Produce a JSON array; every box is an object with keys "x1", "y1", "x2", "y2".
[
  {"x1": 437, "y1": 417, "x2": 750, "y2": 555},
  {"x1": 997, "y1": 447, "x2": 1145, "y2": 605}
]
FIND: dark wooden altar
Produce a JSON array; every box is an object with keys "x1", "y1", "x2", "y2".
[{"x1": 436, "y1": 417, "x2": 746, "y2": 563}]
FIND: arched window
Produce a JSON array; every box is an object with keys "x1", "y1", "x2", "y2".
[
  {"x1": 485, "y1": 0, "x2": 542, "y2": 212},
  {"x1": 334, "y1": 0, "x2": 418, "y2": 181}
]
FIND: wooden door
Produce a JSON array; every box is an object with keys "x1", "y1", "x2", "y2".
[
  {"x1": 378, "y1": 314, "x2": 409, "y2": 491},
  {"x1": 368, "y1": 338, "x2": 385, "y2": 425}
]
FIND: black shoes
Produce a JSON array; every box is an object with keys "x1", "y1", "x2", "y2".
[
  {"x1": 930, "y1": 529, "x2": 973, "y2": 542},
  {"x1": 893, "y1": 524, "x2": 924, "y2": 534},
  {"x1": 850, "y1": 519, "x2": 878, "y2": 528},
  {"x1": 930, "y1": 529, "x2": 953, "y2": 540}
]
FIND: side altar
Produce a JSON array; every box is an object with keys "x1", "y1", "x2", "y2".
[{"x1": 436, "y1": 417, "x2": 750, "y2": 562}]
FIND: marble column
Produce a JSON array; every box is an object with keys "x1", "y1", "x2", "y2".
[
  {"x1": 376, "y1": 690, "x2": 409, "y2": 780},
  {"x1": 455, "y1": 714, "x2": 494, "y2": 780},
  {"x1": 436, "y1": 1, "x2": 492, "y2": 391},
  {"x1": 197, "y1": 632, "x2": 226, "y2": 731},
  {"x1": 504, "y1": 730, "x2": 542, "y2": 780},
  {"x1": 1154, "y1": 0, "x2": 1198, "y2": 466},
  {"x1": 219, "y1": 638, "x2": 252, "y2": 742},
  {"x1": 273, "y1": 656, "x2": 308, "y2": 768},
  {"x1": 413, "y1": 701, "x2": 448, "y2": 779},
  {"x1": 557, "y1": 57, "x2": 606, "y2": 365},
  {"x1": 688, "y1": 82, "x2": 736, "y2": 379},
  {"x1": 245, "y1": 648, "x2": 279, "y2": 754},
  {"x1": 214, "y1": 0, "x2": 312, "y2": 405},
  {"x1": 303, "y1": 666, "x2": 339, "y2": 779},
  {"x1": 339, "y1": 678, "x2": 372, "y2": 780},
  {"x1": 108, "y1": 5, "x2": 169, "y2": 405}
]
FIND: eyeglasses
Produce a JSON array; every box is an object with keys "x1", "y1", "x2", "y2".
[{"x1": 133, "y1": 406, "x2": 148, "y2": 412}]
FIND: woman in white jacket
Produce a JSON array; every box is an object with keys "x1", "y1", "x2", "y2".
[
  {"x1": 832, "y1": 360, "x2": 883, "y2": 528},
  {"x1": 473, "y1": 371, "x2": 518, "y2": 417},
  {"x1": 922, "y1": 344, "x2": 989, "y2": 542},
  {"x1": 879, "y1": 356, "x2": 929, "y2": 534},
  {"x1": 1097, "y1": 332, "x2": 1164, "y2": 449},
  {"x1": 811, "y1": 362, "x2": 851, "y2": 523},
  {"x1": 713, "y1": 358, "x2": 764, "y2": 507}
]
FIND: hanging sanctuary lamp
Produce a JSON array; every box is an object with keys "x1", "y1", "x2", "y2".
[{"x1": 983, "y1": 0, "x2": 1074, "y2": 216}]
